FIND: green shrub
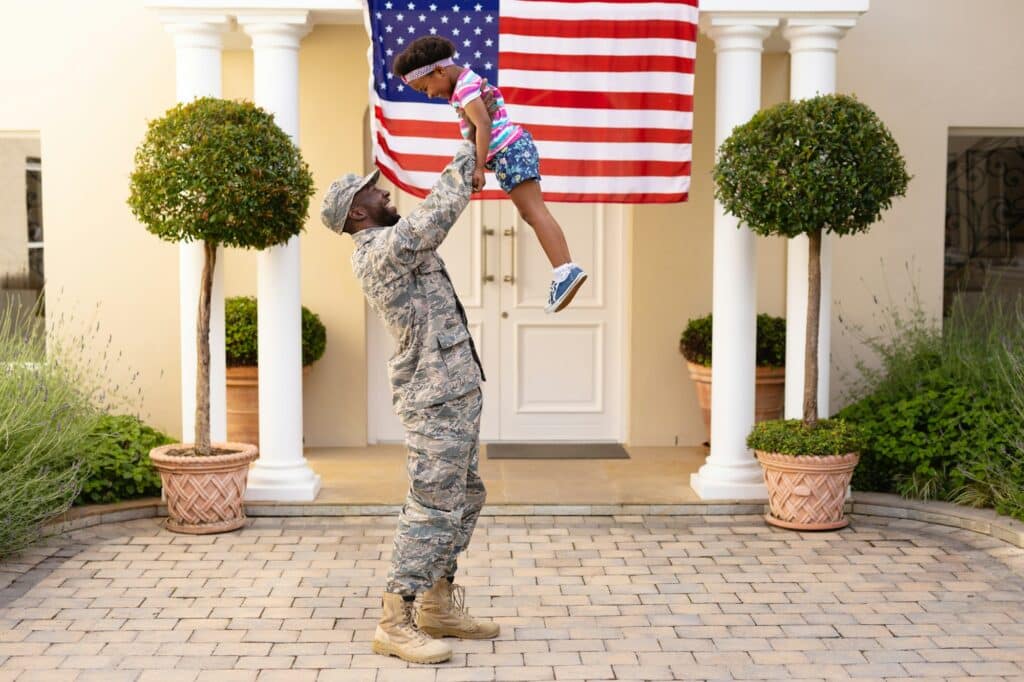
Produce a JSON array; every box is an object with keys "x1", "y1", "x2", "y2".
[
  {"x1": 73, "y1": 414, "x2": 173, "y2": 506},
  {"x1": 837, "y1": 288, "x2": 1024, "y2": 518},
  {"x1": 680, "y1": 313, "x2": 785, "y2": 368},
  {"x1": 747, "y1": 418, "x2": 863, "y2": 456},
  {"x1": 225, "y1": 296, "x2": 327, "y2": 367},
  {"x1": 0, "y1": 301, "x2": 102, "y2": 560}
]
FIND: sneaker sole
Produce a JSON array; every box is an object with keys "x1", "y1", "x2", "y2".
[
  {"x1": 371, "y1": 639, "x2": 452, "y2": 664},
  {"x1": 545, "y1": 273, "x2": 588, "y2": 313},
  {"x1": 419, "y1": 624, "x2": 501, "y2": 640}
]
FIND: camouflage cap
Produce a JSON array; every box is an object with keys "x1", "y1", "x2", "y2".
[{"x1": 320, "y1": 169, "x2": 381, "y2": 234}]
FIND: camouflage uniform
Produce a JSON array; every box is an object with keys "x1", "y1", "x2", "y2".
[{"x1": 346, "y1": 142, "x2": 487, "y2": 596}]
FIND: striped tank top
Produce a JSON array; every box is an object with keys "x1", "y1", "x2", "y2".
[{"x1": 449, "y1": 68, "x2": 523, "y2": 163}]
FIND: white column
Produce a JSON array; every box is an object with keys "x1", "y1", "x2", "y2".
[
  {"x1": 690, "y1": 19, "x2": 777, "y2": 501},
  {"x1": 239, "y1": 14, "x2": 321, "y2": 501},
  {"x1": 162, "y1": 16, "x2": 229, "y2": 446},
  {"x1": 782, "y1": 20, "x2": 854, "y2": 420}
]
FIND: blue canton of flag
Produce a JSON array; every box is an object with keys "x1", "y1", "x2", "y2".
[{"x1": 369, "y1": 0, "x2": 500, "y2": 104}]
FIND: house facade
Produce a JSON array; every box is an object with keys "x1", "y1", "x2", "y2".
[{"x1": 1, "y1": 0, "x2": 1021, "y2": 500}]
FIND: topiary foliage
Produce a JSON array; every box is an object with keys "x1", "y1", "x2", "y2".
[
  {"x1": 713, "y1": 94, "x2": 910, "y2": 240},
  {"x1": 128, "y1": 97, "x2": 315, "y2": 455},
  {"x1": 680, "y1": 313, "x2": 786, "y2": 368},
  {"x1": 225, "y1": 296, "x2": 327, "y2": 367},
  {"x1": 714, "y1": 94, "x2": 909, "y2": 429},
  {"x1": 128, "y1": 97, "x2": 314, "y2": 248}
]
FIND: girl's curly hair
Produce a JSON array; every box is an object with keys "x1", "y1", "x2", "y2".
[{"x1": 392, "y1": 36, "x2": 456, "y2": 78}]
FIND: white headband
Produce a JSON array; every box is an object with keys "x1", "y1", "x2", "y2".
[{"x1": 401, "y1": 58, "x2": 455, "y2": 84}]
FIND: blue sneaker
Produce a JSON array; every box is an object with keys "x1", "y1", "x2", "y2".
[{"x1": 545, "y1": 266, "x2": 587, "y2": 313}]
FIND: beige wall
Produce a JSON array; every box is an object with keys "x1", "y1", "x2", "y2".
[{"x1": 3, "y1": 0, "x2": 1021, "y2": 447}]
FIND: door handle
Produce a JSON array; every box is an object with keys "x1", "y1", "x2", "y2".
[
  {"x1": 482, "y1": 227, "x2": 495, "y2": 283},
  {"x1": 503, "y1": 227, "x2": 516, "y2": 284}
]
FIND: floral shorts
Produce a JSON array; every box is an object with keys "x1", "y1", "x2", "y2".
[{"x1": 486, "y1": 130, "x2": 541, "y2": 194}]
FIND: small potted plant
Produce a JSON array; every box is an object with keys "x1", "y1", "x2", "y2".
[
  {"x1": 680, "y1": 313, "x2": 786, "y2": 444},
  {"x1": 714, "y1": 93, "x2": 909, "y2": 530},
  {"x1": 225, "y1": 295, "x2": 327, "y2": 446},
  {"x1": 128, "y1": 97, "x2": 314, "y2": 534}
]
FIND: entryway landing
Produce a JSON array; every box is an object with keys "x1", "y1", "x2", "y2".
[{"x1": 305, "y1": 445, "x2": 705, "y2": 505}]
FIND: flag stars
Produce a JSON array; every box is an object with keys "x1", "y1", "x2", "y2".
[
  {"x1": 452, "y1": 27, "x2": 460, "y2": 35},
  {"x1": 386, "y1": 48, "x2": 393, "y2": 56},
  {"x1": 485, "y1": 14, "x2": 493, "y2": 22},
  {"x1": 484, "y1": 61, "x2": 492, "y2": 69},
  {"x1": 396, "y1": 13, "x2": 404, "y2": 21},
  {"x1": 396, "y1": 36, "x2": 405, "y2": 44},
  {"x1": 453, "y1": 4, "x2": 460, "y2": 11},
  {"x1": 475, "y1": 2, "x2": 482, "y2": 9},
  {"x1": 440, "y1": 15, "x2": 448, "y2": 23},
  {"x1": 385, "y1": 24, "x2": 393, "y2": 32},
  {"x1": 429, "y1": 26, "x2": 438, "y2": 34},
  {"x1": 474, "y1": 50, "x2": 481, "y2": 58},
  {"x1": 463, "y1": 38, "x2": 471, "y2": 46},
  {"x1": 385, "y1": 1, "x2": 392, "y2": 7},
  {"x1": 397, "y1": 84, "x2": 405, "y2": 91},
  {"x1": 408, "y1": 1, "x2": 415, "y2": 8},
  {"x1": 375, "y1": 11, "x2": 382, "y2": 18},
  {"x1": 484, "y1": 38, "x2": 493, "y2": 46},
  {"x1": 429, "y1": 2, "x2": 437, "y2": 9},
  {"x1": 463, "y1": 15, "x2": 471, "y2": 23},
  {"x1": 474, "y1": 26, "x2": 482, "y2": 35},
  {"x1": 408, "y1": 26, "x2": 415, "y2": 33},
  {"x1": 419, "y1": 13, "x2": 426, "y2": 21}
]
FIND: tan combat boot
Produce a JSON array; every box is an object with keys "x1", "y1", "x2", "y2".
[
  {"x1": 416, "y1": 578, "x2": 501, "y2": 639},
  {"x1": 372, "y1": 592, "x2": 452, "y2": 664}
]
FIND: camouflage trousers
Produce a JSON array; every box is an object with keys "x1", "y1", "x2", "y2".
[{"x1": 386, "y1": 387, "x2": 486, "y2": 596}]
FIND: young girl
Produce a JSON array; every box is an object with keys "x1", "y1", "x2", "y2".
[{"x1": 393, "y1": 36, "x2": 587, "y2": 314}]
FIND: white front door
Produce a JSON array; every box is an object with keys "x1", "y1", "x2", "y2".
[{"x1": 367, "y1": 184, "x2": 624, "y2": 443}]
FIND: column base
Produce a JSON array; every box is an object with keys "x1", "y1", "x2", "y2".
[
  {"x1": 690, "y1": 469, "x2": 767, "y2": 501},
  {"x1": 245, "y1": 462, "x2": 322, "y2": 502}
]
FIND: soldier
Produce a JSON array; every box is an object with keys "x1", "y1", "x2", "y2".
[{"x1": 321, "y1": 140, "x2": 500, "y2": 665}]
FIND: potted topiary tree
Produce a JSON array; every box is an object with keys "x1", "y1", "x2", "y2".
[
  {"x1": 680, "y1": 313, "x2": 786, "y2": 444},
  {"x1": 225, "y1": 295, "x2": 326, "y2": 446},
  {"x1": 128, "y1": 97, "x2": 314, "y2": 534},
  {"x1": 714, "y1": 93, "x2": 910, "y2": 530}
]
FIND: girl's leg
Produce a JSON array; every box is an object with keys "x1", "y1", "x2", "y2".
[{"x1": 508, "y1": 179, "x2": 572, "y2": 268}]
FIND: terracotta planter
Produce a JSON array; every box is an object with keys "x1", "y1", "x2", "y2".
[
  {"x1": 755, "y1": 450, "x2": 860, "y2": 531},
  {"x1": 149, "y1": 442, "x2": 259, "y2": 534},
  {"x1": 227, "y1": 365, "x2": 311, "y2": 447},
  {"x1": 686, "y1": 362, "x2": 786, "y2": 443}
]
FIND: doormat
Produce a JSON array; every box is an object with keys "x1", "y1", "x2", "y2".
[{"x1": 486, "y1": 443, "x2": 630, "y2": 460}]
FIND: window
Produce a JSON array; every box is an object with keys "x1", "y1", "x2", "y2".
[
  {"x1": 1, "y1": 135, "x2": 44, "y2": 339},
  {"x1": 945, "y1": 131, "x2": 1024, "y2": 314}
]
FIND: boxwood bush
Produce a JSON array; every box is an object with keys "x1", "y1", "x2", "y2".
[
  {"x1": 747, "y1": 418, "x2": 863, "y2": 456},
  {"x1": 680, "y1": 313, "x2": 786, "y2": 368},
  {"x1": 225, "y1": 296, "x2": 327, "y2": 367}
]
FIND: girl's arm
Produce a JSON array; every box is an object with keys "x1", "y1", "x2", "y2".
[{"x1": 462, "y1": 97, "x2": 492, "y2": 192}]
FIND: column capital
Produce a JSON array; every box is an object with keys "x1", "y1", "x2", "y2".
[
  {"x1": 237, "y1": 13, "x2": 311, "y2": 49},
  {"x1": 159, "y1": 14, "x2": 230, "y2": 49},
  {"x1": 783, "y1": 18, "x2": 857, "y2": 52},
  {"x1": 706, "y1": 19, "x2": 778, "y2": 53}
]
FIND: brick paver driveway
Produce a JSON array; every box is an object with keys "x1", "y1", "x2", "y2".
[{"x1": 2, "y1": 513, "x2": 1024, "y2": 681}]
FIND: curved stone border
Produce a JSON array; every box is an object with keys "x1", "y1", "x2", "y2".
[
  {"x1": 32, "y1": 491, "x2": 1024, "y2": 550},
  {"x1": 3, "y1": 492, "x2": 1020, "y2": 594}
]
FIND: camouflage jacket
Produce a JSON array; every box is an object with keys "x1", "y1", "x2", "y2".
[{"x1": 350, "y1": 142, "x2": 485, "y2": 414}]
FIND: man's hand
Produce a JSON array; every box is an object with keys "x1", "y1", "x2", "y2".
[{"x1": 472, "y1": 168, "x2": 486, "y2": 192}]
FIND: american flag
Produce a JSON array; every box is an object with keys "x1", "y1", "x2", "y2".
[{"x1": 365, "y1": 0, "x2": 698, "y2": 203}]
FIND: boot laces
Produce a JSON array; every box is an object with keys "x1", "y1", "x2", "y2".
[
  {"x1": 448, "y1": 583, "x2": 469, "y2": 617},
  {"x1": 399, "y1": 600, "x2": 434, "y2": 644}
]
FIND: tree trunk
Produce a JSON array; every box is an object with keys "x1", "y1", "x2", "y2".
[
  {"x1": 803, "y1": 230, "x2": 822, "y2": 428},
  {"x1": 194, "y1": 240, "x2": 216, "y2": 456}
]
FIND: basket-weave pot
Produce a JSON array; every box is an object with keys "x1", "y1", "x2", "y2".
[
  {"x1": 149, "y1": 442, "x2": 259, "y2": 534},
  {"x1": 755, "y1": 450, "x2": 859, "y2": 531}
]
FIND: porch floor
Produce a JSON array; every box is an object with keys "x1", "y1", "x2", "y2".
[{"x1": 304, "y1": 445, "x2": 706, "y2": 505}]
